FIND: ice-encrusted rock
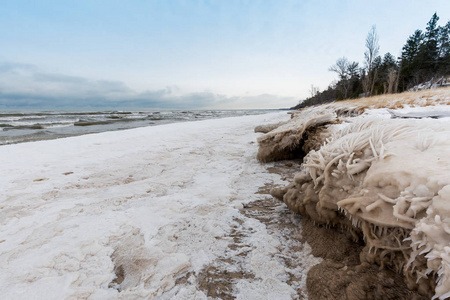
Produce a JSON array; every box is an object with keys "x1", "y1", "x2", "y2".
[
  {"x1": 259, "y1": 103, "x2": 450, "y2": 299},
  {"x1": 256, "y1": 107, "x2": 336, "y2": 162}
]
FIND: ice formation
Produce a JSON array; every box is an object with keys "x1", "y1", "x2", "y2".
[
  {"x1": 259, "y1": 98, "x2": 450, "y2": 299},
  {"x1": 256, "y1": 108, "x2": 336, "y2": 162}
]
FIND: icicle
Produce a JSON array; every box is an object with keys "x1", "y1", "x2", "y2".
[
  {"x1": 435, "y1": 214, "x2": 442, "y2": 224},
  {"x1": 369, "y1": 137, "x2": 379, "y2": 160},
  {"x1": 377, "y1": 193, "x2": 396, "y2": 204},
  {"x1": 419, "y1": 246, "x2": 432, "y2": 255},
  {"x1": 379, "y1": 142, "x2": 385, "y2": 159},
  {"x1": 418, "y1": 240, "x2": 426, "y2": 249}
]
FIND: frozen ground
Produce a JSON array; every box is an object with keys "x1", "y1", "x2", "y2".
[
  {"x1": 0, "y1": 112, "x2": 320, "y2": 299},
  {"x1": 258, "y1": 100, "x2": 450, "y2": 299}
]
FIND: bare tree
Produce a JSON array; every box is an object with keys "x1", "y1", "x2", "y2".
[
  {"x1": 364, "y1": 25, "x2": 380, "y2": 96},
  {"x1": 387, "y1": 69, "x2": 398, "y2": 94},
  {"x1": 361, "y1": 70, "x2": 370, "y2": 97},
  {"x1": 309, "y1": 84, "x2": 320, "y2": 97},
  {"x1": 329, "y1": 57, "x2": 354, "y2": 99},
  {"x1": 329, "y1": 57, "x2": 349, "y2": 80}
]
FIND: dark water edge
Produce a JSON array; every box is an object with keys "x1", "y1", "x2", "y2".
[{"x1": 0, "y1": 109, "x2": 276, "y2": 146}]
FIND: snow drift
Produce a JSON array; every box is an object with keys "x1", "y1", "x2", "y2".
[{"x1": 258, "y1": 88, "x2": 450, "y2": 299}]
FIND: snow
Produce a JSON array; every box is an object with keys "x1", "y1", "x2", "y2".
[
  {"x1": 0, "y1": 112, "x2": 321, "y2": 299},
  {"x1": 329, "y1": 107, "x2": 450, "y2": 299},
  {"x1": 265, "y1": 102, "x2": 450, "y2": 299}
]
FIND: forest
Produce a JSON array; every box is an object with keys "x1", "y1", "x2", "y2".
[{"x1": 292, "y1": 13, "x2": 450, "y2": 109}]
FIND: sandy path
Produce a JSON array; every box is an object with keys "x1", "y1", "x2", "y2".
[{"x1": 191, "y1": 161, "x2": 321, "y2": 299}]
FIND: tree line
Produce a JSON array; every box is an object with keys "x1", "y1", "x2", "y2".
[{"x1": 292, "y1": 13, "x2": 449, "y2": 109}]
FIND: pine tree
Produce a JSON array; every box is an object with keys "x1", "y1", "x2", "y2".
[
  {"x1": 419, "y1": 13, "x2": 440, "y2": 77},
  {"x1": 382, "y1": 53, "x2": 397, "y2": 69},
  {"x1": 401, "y1": 30, "x2": 423, "y2": 65},
  {"x1": 399, "y1": 30, "x2": 423, "y2": 89},
  {"x1": 437, "y1": 20, "x2": 450, "y2": 76},
  {"x1": 347, "y1": 62, "x2": 360, "y2": 79},
  {"x1": 378, "y1": 53, "x2": 398, "y2": 94}
]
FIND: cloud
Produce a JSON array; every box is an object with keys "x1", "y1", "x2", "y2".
[
  {"x1": 0, "y1": 62, "x2": 37, "y2": 73},
  {"x1": 0, "y1": 61, "x2": 296, "y2": 109}
]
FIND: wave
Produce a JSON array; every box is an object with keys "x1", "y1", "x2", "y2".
[{"x1": 0, "y1": 109, "x2": 274, "y2": 145}]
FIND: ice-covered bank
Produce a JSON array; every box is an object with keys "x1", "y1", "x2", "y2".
[
  {"x1": 258, "y1": 88, "x2": 450, "y2": 299},
  {"x1": 0, "y1": 112, "x2": 321, "y2": 299}
]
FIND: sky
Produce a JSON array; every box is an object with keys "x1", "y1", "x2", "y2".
[{"x1": 0, "y1": 0, "x2": 449, "y2": 110}]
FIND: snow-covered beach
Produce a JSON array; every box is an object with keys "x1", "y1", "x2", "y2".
[
  {"x1": 3, "y1": 88, "x2": 450, "y2": 300},
  {"x1": 0, "y1": 112, "x2": 321, "y2": 299}
]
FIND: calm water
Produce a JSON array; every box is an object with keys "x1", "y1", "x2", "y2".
[{"x1": 0, "y1": 109, "x2": 275, "y2": 145}]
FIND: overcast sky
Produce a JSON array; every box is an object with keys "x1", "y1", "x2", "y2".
[{"x1": 1, "y1": 0, "x2": 449, "y2": 109}]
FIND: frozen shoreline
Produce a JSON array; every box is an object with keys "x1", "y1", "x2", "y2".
[
  {"x1": 0, "y1": 112, "x2": 320, "y2": 299},
  {"x1": 257, "y1": 88, "x2": 450, "y2": 299}
]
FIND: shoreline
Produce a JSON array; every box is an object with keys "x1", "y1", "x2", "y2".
[
  {"x1": 0, "y1": 109, "x2": 275, "y2": 146},
  {"x1": 1, "y1": 111, "x2": 323, "y2": 299}
]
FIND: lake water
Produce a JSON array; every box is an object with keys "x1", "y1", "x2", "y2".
[{"x1": 0, "y1": 109, "x2": 276, "y2": 145}]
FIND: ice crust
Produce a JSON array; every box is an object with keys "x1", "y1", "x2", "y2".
[
  {"x1": 0, "y1": 112, "x2": 322, "y2": 299},
  {"x1": 259, "y1": 100, "x2": 450, "y2": 299},
  {"x1": 257, "y1": 108, "x2": 336, "y2": 162}
]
